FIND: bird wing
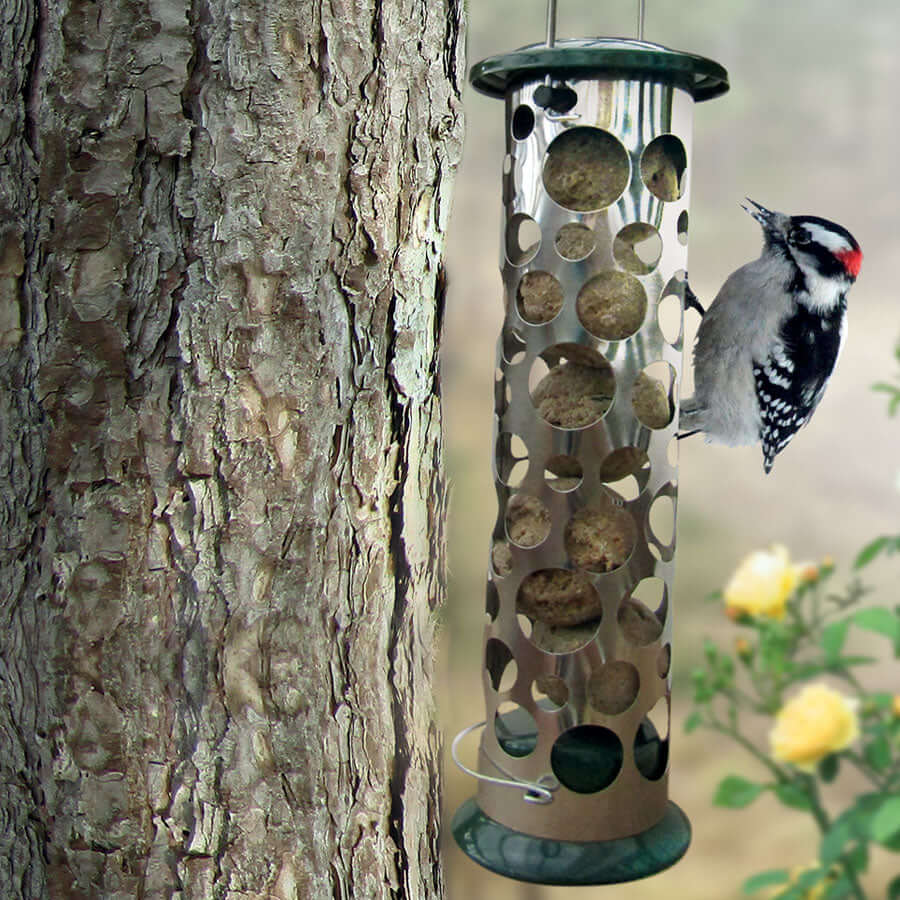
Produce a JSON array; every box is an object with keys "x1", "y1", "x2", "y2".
[{"x1": 753, "y1": 301, "x2": 845, "y2": 472}]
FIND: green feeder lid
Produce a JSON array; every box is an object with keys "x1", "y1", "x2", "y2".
[{"x1": 470, "y1": 38, "x2": 729, "y2": 102}]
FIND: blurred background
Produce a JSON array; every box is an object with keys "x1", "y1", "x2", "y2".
[{"x1": 438, "y1": 1, "x2": 900, "y2": 897}]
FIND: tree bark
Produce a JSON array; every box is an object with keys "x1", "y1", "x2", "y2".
[{"x1": 0, "y1": 0, "x2": 464, "y2": 896}]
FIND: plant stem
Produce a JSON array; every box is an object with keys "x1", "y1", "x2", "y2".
[
  {"x1": 802, "y1": 776, "x2": 867, "y2": 900},
  {"x1": 708, "y1": 718, "x2": 789, "y2": 782},
  {"x1": 844, "y1": 750, "x2": 885, "y2": 789}
]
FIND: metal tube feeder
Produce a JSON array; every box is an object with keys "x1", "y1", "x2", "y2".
[{"x1": 451, "y1": 6, "x2": 728, "y2": 887}]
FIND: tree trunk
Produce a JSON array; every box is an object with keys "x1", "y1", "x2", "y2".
[{"x1": 0, "y1": 0, "x2": 464, "y2": 896}]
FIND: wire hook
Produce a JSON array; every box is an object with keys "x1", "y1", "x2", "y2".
[{"x1": 451, "y1": 721, "x2": 558, "y2": 805}]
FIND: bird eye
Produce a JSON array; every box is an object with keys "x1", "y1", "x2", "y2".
[{"x1": 791, "y1": 230, "x2": 811, "y2": 247}]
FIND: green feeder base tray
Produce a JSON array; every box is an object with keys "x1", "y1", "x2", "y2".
[{"x1": 451, "y1": 797, "x2": 691, "y2": 886}]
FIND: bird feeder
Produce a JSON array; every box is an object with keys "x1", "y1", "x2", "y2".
[{"x1": 451, "y1": 1, "x2": 728, "y2": 886}]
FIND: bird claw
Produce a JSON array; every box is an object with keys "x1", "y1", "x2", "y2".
[{"x1": 683, "y1": 275, "x2": 705, "y2": 316}]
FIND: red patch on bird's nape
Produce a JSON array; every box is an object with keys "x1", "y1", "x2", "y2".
[{"x1": 836, "y1": 247, "x2": 862, "y2": 279}]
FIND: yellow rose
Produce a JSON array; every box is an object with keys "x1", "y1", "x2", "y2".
[
  {"x1": 723, "y1": 545, "x2": 807, "y2": 620},
  {"x1": 770, "y1": 683, "x2": 860, "y2": 772}
]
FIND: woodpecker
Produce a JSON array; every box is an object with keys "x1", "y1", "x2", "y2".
[{"x1": 680, "y1": 199, "x2": 862, "y2": 473}]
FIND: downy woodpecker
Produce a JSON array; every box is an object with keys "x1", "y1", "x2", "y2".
[{"x1": 680, "y1": 199, "x2": 862, "y2": 473}]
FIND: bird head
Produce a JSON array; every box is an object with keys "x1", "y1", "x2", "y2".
[{"x1": 743, "y1": 198, "x2": 862, "y2": 284}]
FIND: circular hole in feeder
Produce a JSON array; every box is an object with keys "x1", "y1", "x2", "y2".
[
  {"x1": 512, "y1": 105, "x2": 535, "y2": 141},
  {"x1": 588, "y1": 660, "x2": 640, "y2": 715},
  {"x1": 496, "y1": 432, "x2": 529, "y2": 488},
  {"x1": 494, "y1": 373, "x2": 511, "y2": 417},
  {"x1": 531, "y1": 343, "x2": 615, "y2": 429},
  {"x1": 657, "y1": 290, "x2": 683, "y2": 346},
  {"x1": 635, "y1": 697, "x2": 669, "y2": 780},
  {"x1": 667, "y1": 435, "x2": 679, "y2": 467},
  {"x1": 517, "y1": 613, "x2": 533, "y2": 638},
  {"x1": 551, "y1": 725, "x2": 623, "y2": 793},
  {"x1": 576, "y1": 270, "x2": 647, "y2": 341},
  {"x1": 533, "y1": 674, "x2": 569, "y2": 709},
  {"x1": 605, "y1": 474, "x2": 640, "y2": 502},
  {"x1": 529, "y1": 617, "x2": 601, "y2": 655},
  {"x1": 545, "y1": 454, "x2": 583, "y2": 493},
  {"x1": 640, "y1": 135, "x2": 687, "y2": 202},
  {"x1": 517, "y1": 568, "x2": 603, "y2": 627},
  {"x1": 516, "y1": 271, "x2": 563, "y2": 325},
  {"x1": 633, "y1": 362, "x2": 675, "y2": 429},
  {"x1": 633, "y1": 576, "x2": 667, "y2": 622},
  {"x1": 485, "y1": 638, "x2": 517, "y2": 693},
  {"x1": 506, "y1": 493, "x2": 551, "y2": 549},
  {"x1": 619, "y1": 578, "x2": 666, "y2": 646},
  {"x1": 527, "y1": 354, "x2": 550, "y2": 395},
  {"x1": 495, "y1": 702, "x2": 538, "y2": 758},
  {"x1": 648, "y1": 491, "x2": 676, "y2": 548},
  {"x1": 486, "y1": 580, "x2": 500, "y2": 620},
  {"x1": 506, "y1": 213, "x2": 542, "y2": 266},
  {"x1": 491, "y1": 540, "x2": 513, "y2": 577},
  {"x1": 555, "y1": 223, "x2": 595, "y2": 261},
  {"x1": 533, "y1": 83, "x2": 578, "y2": 114},
  {"x1": 501, "y1": 325, "x2": 526, "y2": 365},
  {"x1": 600, "y1": 446, "x2": 649, "y2": 482},
  {"x1": 677, "y1": 209, "x2": 689, "y2": 245},
  {"x1": 658, "y1": 644, "x2": 671, "y2": 679},
  {"x1": 543, "y1": 127, "x2": 629, "y2": 212},
  {"x1": 613, "y1": 223, "x2": 663, "y2": 275},
  {"x1": 564, "y1": 498, "x2": 636, "y2": 574}
]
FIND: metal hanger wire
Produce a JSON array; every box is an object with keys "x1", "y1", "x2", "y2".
[{"x1": 546, "y1": 0, "x2": 646, "y2": 46}]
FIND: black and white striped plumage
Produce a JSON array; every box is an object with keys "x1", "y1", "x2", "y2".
[{"x1": 681, "y1": 200, "x2": 861, "y2": 473}]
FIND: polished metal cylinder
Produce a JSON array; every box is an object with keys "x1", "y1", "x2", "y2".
[{"x1": 478, "y1": 65, "x2": 694, "y2": 843}]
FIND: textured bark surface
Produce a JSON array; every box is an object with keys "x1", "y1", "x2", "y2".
[{"x1": 0, "y1": 0, "x2": 464, "y2": 896}]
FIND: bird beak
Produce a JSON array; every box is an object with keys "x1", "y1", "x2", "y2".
[
  {"x1": 741, "y1": 198, "x2": 775, "y2": 227},
  {"x1": 741, "y1": 198, "x2": 789, "y2": 238}
]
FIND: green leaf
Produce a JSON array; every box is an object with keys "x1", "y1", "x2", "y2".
[
  {"x1": 842, "y1": 792, "x2": 900, "y2": 849},
  {"x1": 713, "y1": 774, "x2": 765, "y2": 809},
  {"x1": 684, "y1": 710, "x2": 703, "y2": 734},
  {"x1": 854, "y1": 536, "x2": 891, "y2": 569},
  {"x1": 818, "y1": 754, "x2": 840, "y2": 783},
  {"x1": 873, "y1": 383, "x2": 900, "y2": 416},
  {"x1": 793, "y1": 868, "x2": 825, "y2": 891},
  {"x1": 824, "y1": 876, "x2": 853, "y2": 900},
  {"x1": 888, "y1": 874, "x2": 900, "y2": 900},
  {"x1": 820, "y1": 818, "x2": 853, "y2": 866},
  {"x1": 870, "y1": 795, "x2": 900, "y2": 844},
  {"x1": 864, "y1": 734, "x2": 891, "y2": 772},
  {"x1": 845, "y1": 841, "x2": 869, "y2": 873},
  {"x1": 853, "y1": 607, "x2": 900, "y2": 641},
  {"x1": 824, "y1": 655, "x2": 877, "y2": 669},
  {"x1": 773, "y1": 781, "x2": 811, "y2": 811},
  {"x1": 867, "y1": 692, "x2": 896, "y2": 710},
  {"x1": 821, "y1": 620, "x2": 849, "y2": 664},
  {"x1": 692, "y1": 670, "x2": 715, "y2": 703},
  {"x1": 741, "y1": 869, "x2": 790, "y2": 895}
]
